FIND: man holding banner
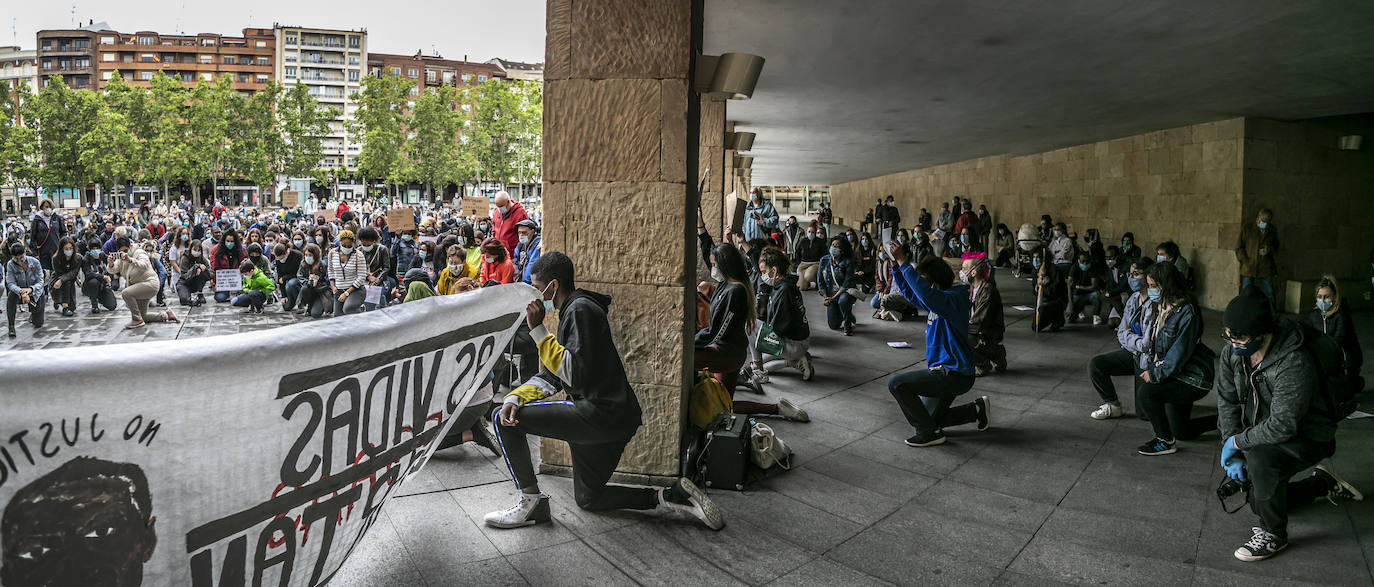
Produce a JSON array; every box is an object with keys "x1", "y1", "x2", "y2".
[{"x1": 487, "y1": 252, "x2": 725, "y2": 531}]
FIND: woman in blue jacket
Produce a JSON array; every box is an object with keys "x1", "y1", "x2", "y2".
[
  {"x1": 885, "y1": 242, "x2": 990, "y2": 447},
  {"x1": 817, "y1": 237, "x2": 859, "y2": 336},
  {"x1": 1135, "y1": 262, "x2": 1217, "y2": 455}
]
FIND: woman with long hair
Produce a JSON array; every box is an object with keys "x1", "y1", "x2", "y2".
[
  {"x1": 1134, "y1": 262, "x2": 1216, "y2": 455},
  {"x1": 818, "y1": 236, "x2": 859, "y2": 335}
]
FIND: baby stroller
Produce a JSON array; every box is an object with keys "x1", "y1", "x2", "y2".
[{"x1": 1013, "y1": 223, "x2": 1043, "y2": 278}]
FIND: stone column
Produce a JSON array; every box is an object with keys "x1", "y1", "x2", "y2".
[
  {"x1": 699, "y1": 99, "x2": 726, "y2": 239},
  {"x1": 540, "y1": 0, "x2": 698, "y2": 484}
]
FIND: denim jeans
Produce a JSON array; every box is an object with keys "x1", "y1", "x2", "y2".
[
  {"x1": 362, "y1": 275, "x2": 397, "y2": 311},
  {"x1": 825, "y1": 292, "x2": 857, "y2": 330},
  {"x1": 1241, "y1": 276, "x2": 1275, "y2": 312},
  {"x1": 281, "y1": 277, "x2": 302, "y2": 310}
]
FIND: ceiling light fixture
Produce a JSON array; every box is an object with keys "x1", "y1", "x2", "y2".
[{"x1": 694, "y1": 53, "x2": 765, "y2": 100}]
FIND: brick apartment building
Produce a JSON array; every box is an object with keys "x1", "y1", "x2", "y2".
[
  {"x1": 37, "y1": 22, "x2": 275, "y2": 93},
  {"x1": 367, "y1": 51, "x2": 505, "y2": 98}
]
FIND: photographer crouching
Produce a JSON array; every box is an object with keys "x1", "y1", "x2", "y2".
[{"x1": 1217, "y1": 286, "x2": 1362, "y2": 562}]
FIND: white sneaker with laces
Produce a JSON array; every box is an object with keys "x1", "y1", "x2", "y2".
[
  {"x1": 1092, "y1": 315, "x2": 1103, "y2": 325},
  {"x1": 778, "y1": 398, "x2": 810, "y2": 422},
  {"x1": 1235, "y1": 526, "x2": 1287, "y2": 561},
  {"x1": 797, "y1": 353, "x2": 814, "y2": 381},
  {"x1": 1090, "y1": 403, "x2": 1123, "y2": 420},
  {"x1": 659, "y1": 478, "x2": 725, "y2": 530},
  {"x1": 751, "y1": 365, "x2": 770, "y2": 384},
  {"x1": 484, "y1": 492, "x2": 551, "y2": 529}
]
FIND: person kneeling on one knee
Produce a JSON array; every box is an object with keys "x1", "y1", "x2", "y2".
[{"x1": 1217, "y1": 286, "x2": 1362, "y2": 563}]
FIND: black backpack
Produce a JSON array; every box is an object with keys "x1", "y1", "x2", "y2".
[{"x1": 1296, "y1": 322, "x2": 1358, "y2": 422}]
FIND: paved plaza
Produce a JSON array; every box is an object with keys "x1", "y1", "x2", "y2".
[{"x1": 4, "y1": 282, "x2": 1371, "y2": 586}]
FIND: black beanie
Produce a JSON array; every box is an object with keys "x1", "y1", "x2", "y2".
[{"x1": 1223, "y1": 285, "x2": 1275, "y2": 337}]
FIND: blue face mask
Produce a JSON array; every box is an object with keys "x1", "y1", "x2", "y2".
[
  {"x1": 540, "y1": 280, "x2": 557, "y2": 313},
  {"x1": 1032, "y1": 258, "x2": 1042, "y2": 269},
  {"x1": 1156, "y1": 254, "x2": 1167, "y2": 263},
  {"x1": 829, "y1": 247, "x2": 842, "y2": 258},
  {"x1": 418, "y1": 250, "x2": 427, "y2": 259},
  {"x1": 1078, "y1": 263, "x2": 1090, "y2": 271},
  {"x1": 63, "y1": 249, "x2": 73, "y2": 258},
  {"x1": 1146, "y1": 287, "x2": 1162, "y2": 303},
  {"x1": 340, "y1": 246, "x2": 353, "y2": 254},
  {"x1": 898, "y1": 237, "x2": 908, "y2": 244},
  {"x1": 960, "y1": 235, "x2": 969, "y2": 245},
  {"x1": 1128, "y1": 277, "x2": 1143, "y2": 292},
  {"x1": 1316, "y1": 299, "x2": 1333, "y2": 312},
  {"x1": 402, "y1": 234, "x2": 413, "y2": 241},
  {"x1": 225, "y1": 241, "x2": 236, "y2": 249},
  {"x1": 1257, "y1": 221, "x2": 1268, "y2": 230},
  {"x1": 1231, "y1": 336, "x2": 1265, "y2": 358},
  {"x1": 846, "y1": 235, "x2": 855, "y2": 243}
]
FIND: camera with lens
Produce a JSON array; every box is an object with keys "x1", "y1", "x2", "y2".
[{"x1": 1216, "y1": 477, "x2": 1252, "y2": 513}]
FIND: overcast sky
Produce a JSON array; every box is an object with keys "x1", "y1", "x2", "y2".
[{"x1": 6, "y1": 0, "x2": 546, "y2": 63}]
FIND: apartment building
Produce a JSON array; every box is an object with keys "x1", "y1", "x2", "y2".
[
  {"x1": 0, "y1": 46, "x2": 40, "y2": 91},
  {"x1": 93, "y1": 28, "x2": 275, "y2": 92},
  {"x1": 35, "y1": 22, "x2": 104, "y2": 89},
  {"x1": 486, "y1": 58, "x2": 542, "y2": 81},
  {"x1": 274, "y1": 25, "x2": 366, "y2": 175}
]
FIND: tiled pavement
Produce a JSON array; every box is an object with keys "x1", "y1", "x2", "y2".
[{"x1": 4, "y1": 281, "x2": 1372, "y2": 586}]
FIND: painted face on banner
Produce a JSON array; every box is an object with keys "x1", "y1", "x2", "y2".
[{"x1": 1, "y1": 457, "x2": 157, "y2": 587}]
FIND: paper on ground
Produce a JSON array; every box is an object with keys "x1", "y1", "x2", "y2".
[{"x1": 887, "y1": 341, "x2": 912, "y2": 348}]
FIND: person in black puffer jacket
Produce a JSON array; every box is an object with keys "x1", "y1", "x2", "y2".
[
  {"x1": 1304, "y1": 276, "x2": 1363, "y2": 394},
  {"x1": 753, "y1": 246, "x2": 815, "y2": 385}
]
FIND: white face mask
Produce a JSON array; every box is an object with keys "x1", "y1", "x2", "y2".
[
  {"x1": 710, "y1": 266, "x2": 723, "y2": 283},
  {"x1": 760, "y1": 272, "x2": 779, "y2": 286},
  {"x1": 959, "y1": 270, "x2": 970, "y2": 284}
]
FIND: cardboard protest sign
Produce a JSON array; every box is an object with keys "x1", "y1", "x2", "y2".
[
  {"x1": 281, "y1": 191, "x2": 299, "y2": 208},
  {"x1": 318, "y1": 209, "x2": 336, "y2": 222},
  {"x1": 725, "y1": 193, "x2": 747, "y2": 235},
  {"x1": 0, "y1": 285, "x2": 533, "y2": 586},
  {"x1": 215, "y1": 269, "x2": 242, "y2": 292},
  {"x1": 462, "y1": 197, "x2": 488, "y2": 218},
  {"x1": 386, "y1": 208, "x2": 416, "y2": 232}
]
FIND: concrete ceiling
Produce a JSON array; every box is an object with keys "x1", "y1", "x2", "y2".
[{"x1": 704, "y1": 0, "x2": 1374, "y2": 186}]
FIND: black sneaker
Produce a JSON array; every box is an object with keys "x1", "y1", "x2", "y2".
[
  {"x1": 470, "y1": 420, "x2": 503, "y2": 458},
  {"x1": 905, "y1": 430, "x2": 946, "y2": 447},
  {"x1": 7, "y1": 327, "x2": 15, "y2": 338},
  {"x1": 974, "y1": 396, "x2": 991, "y2": 431},
  {"x1": 1234, "y1": 526, "x2": 1287, "y2": 562},
  {"x1": 91, "y1": 305, "x2": 102, "y2": 315},
  {"x1": 1137, "y1": 437, "x2": 1176, "y2": 456},
  {"x1": 1314, "y1": 464, "x2": 1364, "y2": 503},
  {"x1": 843, "y1": 323, "x2": 854, "y2": 336},
  {"x1": 61, "y1": 307, "x2": 75, "y2": 317}
]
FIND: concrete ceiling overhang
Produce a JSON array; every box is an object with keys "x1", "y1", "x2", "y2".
[{"x1": 704, "y1": 0, "x2": 1374, "y2": 186}]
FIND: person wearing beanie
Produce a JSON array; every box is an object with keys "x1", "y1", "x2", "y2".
[{"x1": 1217, "y1": 285, "x2": 1362, "y2": 562}]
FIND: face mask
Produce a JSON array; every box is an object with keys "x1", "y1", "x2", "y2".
[
  {"x1": 1156, "y1": 255, "x2": 1167, "y2": 263},
  {"x1": 180, "y1": 234, "x2": 189, "y2": 242},
  {"x1": 293, "y1": 240, "x2": 303, "y2": 248},
  {"x1": 958, "y1": 270, "x2": 970, "y2": 284},
  {"x1": 1316, "y1": 299, "x2": 1333, "y2": 312},
  {"x1": 340, "y1": 246, "x2": 354, "y2": 254},
  {"x1": 760, "y1": 273, "x2": 778, "y2": 286},
  {"x1": 41, "y1": 209, "x2": 52, "y2": 217},
  {"x1": 191, "y1": 250, "x2": 202, "y2": 258},
  {"x1": 225, "y1": 241, "x2": 236, "y2": 249},
  {"x1": 1106, "y1": 259, "x2": 1117, "y2": 268},
  {"x1": 540, "y1": 279, "x2": 558, "y2": 313},
  {"x1": 307, "y1": 236, "x2": 316, "y2": 244},
  {"x1": 898, "y1": 236, "x2": 908, "y2": 244},
  {"x1": 1032, "y1": 258, "x2": 1042, "y2": 269},
  {"x1": 1231, "y1": 336, "x2": 1265, "y2": 358},
  {"x1": 1146, "y1": 287, "x2": 1162, "y2": 303},
  {"x1": 846, "y1": 235, "x2": 855, "y2": 243},
  {"x1": 877, "y1": 252, "x2": 887, "y2": 262},
  {"x1": 710, "y1": 266, "x2": 724, "y2": 282},
  {"x1": 960, "y1": 235, "x2": 969, "y2": 245},
  {"x1": 418, "y1": 250, "x2": 427, "y2": 260},
  {"x1": 88, "y1": 250, "x2": 101, "y2": 258},
  {"x1": 519, "y1": 235, "x2": 530, "y2": 246},
  {"x1": 1123, "y1": 240, "x2": 1132, "y2": 248},
  {"x1": 829, "y1": 247, "x2": 842, "y2": 258},
  {"x1": 861, "y1": 239, "x2": 870, "y2": 247},
  {"x1": 449, "y1": 264, "x2": 463, "y2": 275},
  {"x1": 1078, "y1": 263, "x2": 1090, "y2": 271},
  {"x1": 402, "y1": 234, "x2": 413, "y2": 242},
  {"x1": 1257, "y1": 221, "x2": 1268, "y2": 230},
  {"x1": 361, "y1": 244, "x2": 375, "y2": 252},
  {"x1": 806, "y1": 232, "x2": 815, "y2": 238},
  {"x1": 484, "y1": 256, "x2": 496, "y2": 264},
  {"x1": 304, "y1": 255, "x2": 314, "y2": 264},
  {"x1": 458, "y1": 237, "x2": 468, "y2": 246},
  {"x1": 1053, "y1": 230, "x2": 1063, "y2": 238},
  {"x1": 63, "y1": 249, "x2": 73, "y2": 257},
  {"x1": 1127, "y1": 277, "x2": 1142, "y2": 292}
]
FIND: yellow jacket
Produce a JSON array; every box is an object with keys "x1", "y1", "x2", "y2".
[{"x1": 435, "y1": 264, "x2": 476, "y2": 294}]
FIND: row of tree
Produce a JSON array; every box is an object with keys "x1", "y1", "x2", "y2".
[{"x1": 0, "y1": 70, "x2": 542, "y2": 205}]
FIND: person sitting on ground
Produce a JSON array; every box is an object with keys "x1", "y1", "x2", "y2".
[
  {"x1": 1087, "y1": 257, "x2": 1154, "y2": 420},
  {"x1": 885, "y1": 244, "x2": 990, "y2": 447},
  {"x1": 358, "y1": 226, "x2": 394, "y2": 310},
  {"x1": 993, "y1": 223, "x2": 1015, "y2": 268},
  {"x1": 753, "y1": 246, "x2": 816, "y2": 383},
  {"x1": 478, "y1": 237, "x2": 516, "y2": 285},
  {"x1": 1217, "y1": 285, "x2": 1363, "y2": 562},
  {"x1": 486, "y1": 252, "x2": 724, "y2": 531},
  {"x1": 1134, "y1": 262, "x2": 1217, "y2": 456},
  {"x1": 437, "y1": 245, "x2": 478, "y2": 294},
  {"x1": 909, "y1": 227, "x2": 934, "y2": 264},
  {"x1": 108, "y1": 237, "x2": 178, "y2": 329},
  {"x1": 1031, "y1": 247, "x2": 1068, "y2": 333},
  {"x1": 273, "y1": 243, "x2": 304, "y2": 312},
  {"x1": 872, "y1": 239, "x2": 922, "y2": 322},
  {"x1": 854, "y1": 232, "x2": 878, "y2": 292},
  {"x1": 1100, "y1": 246, "x2": 1130, "y2": 328},
  {"x1": 1082, "y1": 228, "x2": 1106, "y2": 272},
  {"x1": 80, "y1": 238, "x2": 118, "y2": 314},
  {"x1": 1048, "y1": 222, "x2": 1077, "y2": 275},
  {"x1": 1156, "y1": 241, "x2": 1191, "y2": 287},
  {"x1": 326, "y1": 229, "x2": 368, "y2": 316},
  {"x1": 5, "y1": 242, "x2": 46, "y2": 338},
  {"x1": 142, "y1": 240, "x2": 169, "y2": 307},
  {"x1": 1305, "y1": 275, "x2": 1363, "y2": 393},
  {"x1": 817, "y1": 236, "x2": 860, "y2": 336},
  {"x1": 964, "y1": 252, "x2": 1006, "y2": 376},
  {"x1": 1068, "y1": 251, "x2": 1104, "y2": 325},
  {"x1": 49, "y1": 237, "x2": 82, "y2": 317},
  {"x1": 232, "y1": 258, "x2": 275, "y2": 314},
  {"x1": 793, "y1": 222, "x2": 827, "y2": 291},
  {"x1": 296, "y1": 243, "x2": 331, "y2": 318},
  {"x1": 1119, "y1": 232, "x2": 1141, "y2": 262}
]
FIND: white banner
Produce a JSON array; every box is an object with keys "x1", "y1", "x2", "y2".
[
  {"x1": 215, "y1": 269, "x2": 243, "y2": 292},
  {"x1": 0, "y1": 284, "x2": 535, "y2": 586}
]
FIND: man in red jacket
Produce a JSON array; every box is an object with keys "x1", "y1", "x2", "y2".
[
  {"x1": 335, "y1": 200, "x2": 350, "y2": 220},
  {"x1": 491, "y1": 191, "x2": 529, "y2": 254}
]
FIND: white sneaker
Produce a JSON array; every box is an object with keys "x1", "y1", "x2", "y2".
[
  {"x1": 660, "y1": 478, "x2": 725, "y2": 530},
  {"x1": 797, "y1": 353, "x2": 815, "y2": 381},
  {"x1": 1092, "y1": 315, "x2": 1103, "y2": 326},
  {"x1": 1090, "y1": 403, "x2": 1123, "y2": 420},
  {"x1": 483, "y1": 492, "x2": 551, "y2": 529},
  {"x1": 778, "y1": 398, "x2": 810, "y2": 422},
  {"x1": 889, "y1": 310, "x2": 904, "y2": 322},
  {"x1": 751, "y1": 365, "x2": 770, "y2": 384}
]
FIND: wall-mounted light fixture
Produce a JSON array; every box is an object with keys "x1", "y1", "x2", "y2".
[
  {"x1": 1338, "y1": 135, "x2": 1362, "y2": 150},
  {"x1": 695, "y1": 53, "x2": 765, "y2": 100},
  {"x1": 730, "y1": 132, "x2": 755, "y2": 152},
  {"x1": 734, "y1": 155, "x2": 753, "y2": 169}
]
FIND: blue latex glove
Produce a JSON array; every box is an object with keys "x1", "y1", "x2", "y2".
[
  {"x1": 1220, "y1": 435, "x2": 1240, "y2": 467},
  {"x1": 1224, "y1": 457, "x2": 1247, "y2": 482}
]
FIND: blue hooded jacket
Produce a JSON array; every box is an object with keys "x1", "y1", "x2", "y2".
[{"x1": 893, "y1": 262, "x2": 975, "y2": 376}]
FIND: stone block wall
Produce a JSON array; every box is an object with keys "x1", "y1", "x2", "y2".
[{"x1": 831, "y1": 119, "x2": 1250, "y2": 309}]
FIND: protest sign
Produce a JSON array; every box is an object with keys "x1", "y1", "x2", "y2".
[
  {"x1": 281, "y1": 191, "x2": 299, "y2": 208},
  {"x1": 462, "y1": 197, "x2": 488, "y2": 218},
  {"x1": 318, "y1": 208, "x2": 336, "y2": 222},
  {"x1": 0, "y1": 285, "x2": 533, "y2": 585},
  {"x1": 363, "y1": 285, "x2": 383, "y2": 305},
  {"x1": 386, "y1": 208, "x2": 416, "y2": 232},
  {"x1": 418, "y1": 235, "x2": 437, "y2": 245},
  {"x1": 215, "y1": 269, "x2": 242, "y2": 292}
]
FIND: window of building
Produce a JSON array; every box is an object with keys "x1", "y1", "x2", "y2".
[
  {"x1": 200, "y1": 54, "x2": 212, "y2": 64},
  {"x1": 257, "y1": 74, "x2": 269, "y2": 83},
  {"x1": 139, "y1": 71, "x2": 154, "y2": 81},
  {"x1": 442, "y1": 71, "x2": 454, "y2": 84},
  {"x1": 369, "y1": 67, "x2": 379, "y2": 77},
  {"x1": 477, "y1": 75, "x2": 487, "y2": 82},
  {"x1": 255, "y1": 40, "x2": 267, "y2": 48},
  {"x1": 74, "y1": 39, "x2": 90, "y2": 49},
  {"x1": 461, "y1": 73, "x2": 471, "y2": 82},
  {"x1": 285, "y1": 66, "x2": 296, "y2": 77},
  {"x1": 41, "y1": 60, "x2": 51, "y2": 69},
  {"x1": 102, "y1": 71, "x2": 113, "y2": 80},
  {"x1": 141, "y1": 53, "x2": 155, "y2": 62},
  {"x1": 407, "y1": 68, "x2": 418, "y2": 78},
  {"x1": 348, "y1": 36, "x2": 360, "y2": 48},
  {"x1": 182, "y1": 73, "x2": 194, "y2": 82},
  {"x1": 239, "y1": 73, "x2": 250, "y2": 82},
  {"x1": 41, "y1": 41, "x2": 51, "y2": 50},
  {"x1": 200, "y1": 72, "x2": 213, "y2": 81},
  {"x1": 200, "y1": 38, "x2": 216, "y2": 46},
  {"x1": 348, "y1": 56, "x2": 359, "y2": 65},
  {"x1": 348, "y1": 70, "x2": 359, "y2": 82},
  {"x1": 256, "y1": 57, "x2": 268, "y2": 66},
  {"x1": 425, "y1": 70, "x2": 436, "y2": 82},
  {"x1": 285, "y1": 36, "x2": 297, "y2": 45},
  {"x1": 222, "y1": 56, "x2": 237, "y2": 64},
  {"x1": 408, "y1": 87, "x2": 417, "y2": 96},
  {"x1": 390, "y1": 67, "x2": 400, "y2": 76},
  {"x1": 102, "y1": 52, "x2": 116, "y2": 62},
  {"x1": 100, "y1": 36, "x2": 115, "y2": 45},
  {"x1": 138, "y1": 37, "x2": 155, "y2": 45},
  {"x1": 75, "y1": 58, "x2": 90, "y2": 68}
]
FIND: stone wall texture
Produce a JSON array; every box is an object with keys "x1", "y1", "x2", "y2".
[
  {"x1": 832, "y1": 119, "x2": 1251, "y2": 309},
  {"x1": 540, "y1": 0, "x2": 694, "y2": 481}
]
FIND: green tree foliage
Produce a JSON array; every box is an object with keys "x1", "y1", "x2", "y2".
[
  {"x1": 29, "y1": 75, "x2": 101, "y2": 193},
  {"x1": 185, "y1": 75, "x2": 236, "y2": 204},
  {"x1": 0, "y1": 81, "x2": 42, "y2": 193},
  {"x1": 143, "y1": 72, "x2": 192, "y2": 202},
  {"x1": 277, "y1": 83, "x2": 337, "y2": 181},
  {"x1": 408, "y1": 84, "x2": 461, "y2": 200},
  {"x1": 349, "y1": 74, "x2": 412, "y2": 197},
  {"x1": 461, "y1": 78, "x2": 543, "y2": 194}
]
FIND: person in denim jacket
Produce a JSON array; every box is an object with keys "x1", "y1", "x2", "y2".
[{"x1": 1135, "y1": 262, "x2": 1217, "y2": 455}]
